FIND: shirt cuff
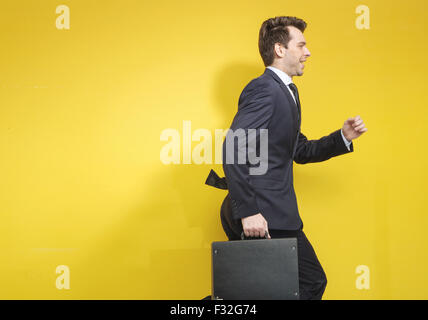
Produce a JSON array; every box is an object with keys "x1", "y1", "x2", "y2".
[{"x1": 341, "y1": 129, "x2": 352, "y2": 151}]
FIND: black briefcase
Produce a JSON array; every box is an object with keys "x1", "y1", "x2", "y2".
[{"x1": 211, "y1": 236, "x2": 299, "y2": 300}]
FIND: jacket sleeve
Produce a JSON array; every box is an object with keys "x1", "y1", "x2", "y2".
[
  {"x1": 293, "y1": 129, "x2": 353, "y2": 164},
  {"x1": 222, "y1": 79, "x2": 274, "y2": 219}
]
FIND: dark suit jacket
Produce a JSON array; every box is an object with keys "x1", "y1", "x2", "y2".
[{"x1": 222, "y1": 68, "x2": 353, "y2": 231}]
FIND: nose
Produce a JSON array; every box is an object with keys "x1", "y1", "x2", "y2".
[{"x1": 304, "y1": 47, "x2": 311, "y2": 57}]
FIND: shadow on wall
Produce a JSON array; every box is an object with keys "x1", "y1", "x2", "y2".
[
  {"x1": 75, "y1": 62, "x2": 265, "y2": 299},
  {"x1": 177, "y1": 62, "x2": 263, "y2": 235},
  {"x1": 212, "y1": 62, "x2": 264, "y2": 123}
]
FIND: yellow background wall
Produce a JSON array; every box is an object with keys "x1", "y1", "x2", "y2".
[{"x1": 0, "y1": 0, "x2": 427, "y2": 299}]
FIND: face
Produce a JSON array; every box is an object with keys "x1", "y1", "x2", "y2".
[{"x1": 273, "y1": 26, "x2": 311, "y2": 78}]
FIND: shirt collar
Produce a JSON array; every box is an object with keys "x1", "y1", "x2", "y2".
[{"x1": 266, "y1": 66, "x2": 293, "y2": 86}]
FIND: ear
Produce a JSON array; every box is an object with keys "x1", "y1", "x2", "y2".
[{"x1": 274, "y1": 43, "x2": 286, "y2": 58}]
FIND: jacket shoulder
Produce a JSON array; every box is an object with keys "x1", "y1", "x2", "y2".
[{"x1": 238, "y1": 73, "x2": 276, "y2": 106}]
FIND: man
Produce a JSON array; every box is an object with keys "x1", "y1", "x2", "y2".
[{"x1": 220, "y1": 16, "x2": 367, "y2": 300}]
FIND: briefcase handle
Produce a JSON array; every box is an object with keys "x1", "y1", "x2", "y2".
[{"x1": 240, "y1": 231, "x2": 269, "y2": 240}]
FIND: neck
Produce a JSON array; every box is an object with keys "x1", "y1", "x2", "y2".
[{"x1": 269, "y1": 63, "x2": 293, "y2": 79}]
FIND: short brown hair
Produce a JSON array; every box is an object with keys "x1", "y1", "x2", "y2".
[{"x1": 258, "y1": 16, "x2": 307, "y2": 67}]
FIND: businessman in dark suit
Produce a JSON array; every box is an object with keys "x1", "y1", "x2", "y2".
[{"x1": 220, "y1": 16, "x2": 368, "y2": 300}]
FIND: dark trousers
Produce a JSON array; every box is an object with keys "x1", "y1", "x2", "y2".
[
  {"x1": 269, "y1": 229, "x2": 327, "y2": 300},
  {"x1": 220, "y1": 196, "x2": 327, "y2": 300}
]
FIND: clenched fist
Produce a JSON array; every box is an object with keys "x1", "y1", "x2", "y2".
[
  {"x1": 241, "y1": 213, "x2": 271, "y2": 239},
  {"x1": 342, "y1": 115, "x2": 368, "y2": 141}
]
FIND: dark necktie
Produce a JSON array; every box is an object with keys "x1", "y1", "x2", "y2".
[{"x1": 288, "y1": 83, "x2": 301, "y2": 122}]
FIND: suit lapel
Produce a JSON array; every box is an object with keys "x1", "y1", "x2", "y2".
[{"x1": 264, "y1": 68, "x2": 300, "y2": 132}]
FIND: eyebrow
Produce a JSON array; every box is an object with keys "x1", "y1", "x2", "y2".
[{"x1": 297, "y1": 41, "x2": 306, "y2": 46}]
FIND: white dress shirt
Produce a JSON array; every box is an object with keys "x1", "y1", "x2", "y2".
[{"x1": 267, "y1": 66, "x2": 351, "y2": 151}]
